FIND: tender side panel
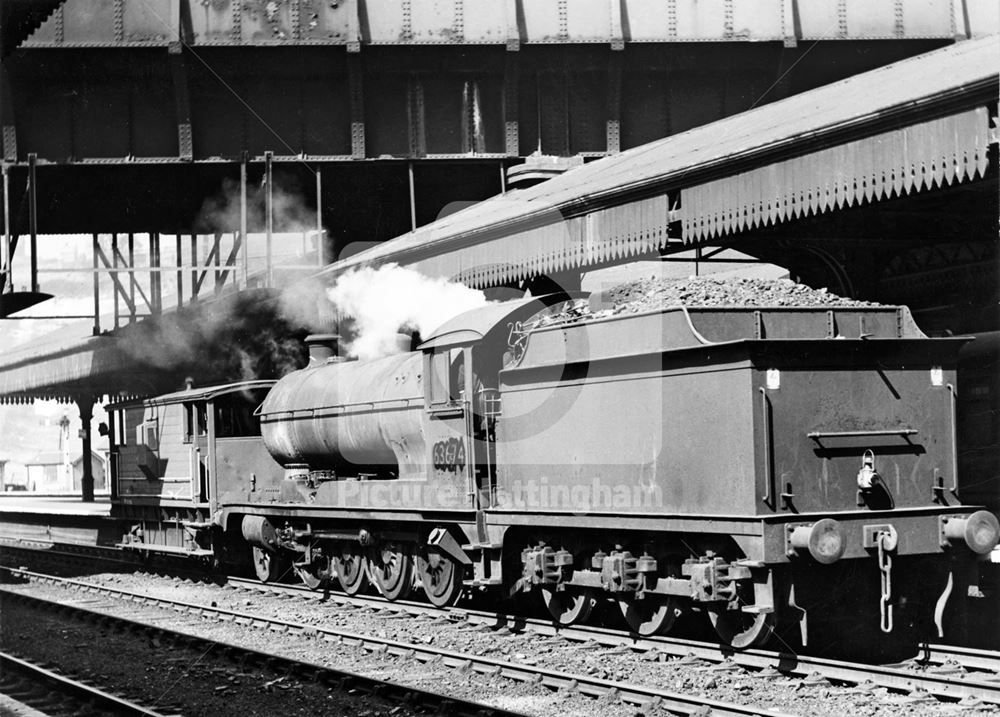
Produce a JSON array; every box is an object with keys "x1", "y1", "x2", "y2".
[{"x1": 496, "y1": 351, "x2": 756, "y2": 515}]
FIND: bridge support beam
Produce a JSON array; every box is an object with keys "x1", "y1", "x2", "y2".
[{"x1": 168, "y1": 42, "x2": 194, "y2": 160}]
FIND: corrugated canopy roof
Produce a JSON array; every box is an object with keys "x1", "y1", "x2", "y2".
[
  {"x1": 0, "y1": 289, "x2": 300, "y2": 402},
  {"x1": 0, "y1": 322, "x2": 178, "y2": 403},
  {"x1": 319, "y1": 36, "x2": 997, "y2": 287}
]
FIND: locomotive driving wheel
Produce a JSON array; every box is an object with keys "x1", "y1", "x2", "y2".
[
  {"x1": 708, "y1": 607, "x2": 774, "y2": 649},
  {"x1": 252, "y1": 546, "x2": 283, "y2": 583},
  {"x1": 369, "y1": 542, "x2": 414, "y2": 601},
  {"x1": 294, "y1": 548, "x2": 333, "y2": 591},
  {"x1": 541, "y1": 587, "x2": 596, "y2": 626},
  {"x1": 332, "y1": 544, "x2": 370, "y2": 595},
  {"x1": 619, "y1": 595, "x2": 681, "y2": 636},
  {"x1": 416, "y1": 548, "x2": 462, "y2": 607}
]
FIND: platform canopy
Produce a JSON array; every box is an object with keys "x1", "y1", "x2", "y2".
[
  {"x1": 0, "y1": 288, "x2": 303, "y2": 402},
  {"x1": 0, "y1": 323, "x2": 158, "y2": 403},
  {"x1": 320, "y1": 36, "x2": 997, "y2": 289}
]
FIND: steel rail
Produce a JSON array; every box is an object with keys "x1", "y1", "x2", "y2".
[
  {"x1": 913, "y1": 644, "x2": 1000, "y2": 673},
  {"x1": 0, "y1": 585, "x2": 526, "y2": 717},
  {"x1": 0, "y1": 537, "x2": 147, "y2": 565},
  {"x1": 0, "y1": 650, "x2": 174, "y2": 717},
  {"x1": 6, "y1": 547, "x2": 999, "y2": 705},
  {"x1": 0, "y1": 568, "x2": 800, "y2": 717},
  {"x1": 220, "y1": 576, "x2": 1000, "y2": 705}
]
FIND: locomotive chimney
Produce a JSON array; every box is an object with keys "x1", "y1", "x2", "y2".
[{"x1": 305, "y1": 333, "x2": 341, "y2": 365}]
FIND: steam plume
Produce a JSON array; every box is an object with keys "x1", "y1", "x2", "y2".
[
  {"x1": 118, "y1": 291, "x2": 308, "y2": 387},
  {"x1": 278, "y1": 275, "x2": 338, "y2": 333},
  {"x1": 195, "y1": 173, "x2": 318, "y2": 235},
  {"x1": 111, "y1": 176, "x2": 324, "y2": 389},
  {"x1": 329, "y1": 264, "x2": 489, "y2": 361}
]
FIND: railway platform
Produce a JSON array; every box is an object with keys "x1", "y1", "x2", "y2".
[
  {"x1": 0, "y1": 494, "x2": 115, "y2": 548},
  {"x1": 0, "y1": 494, "x2": 111, "y2": 517}
]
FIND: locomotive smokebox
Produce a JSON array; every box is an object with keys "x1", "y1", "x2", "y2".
[{"x1": 305, "y1": 333, "x2": 340, "y2": 365}]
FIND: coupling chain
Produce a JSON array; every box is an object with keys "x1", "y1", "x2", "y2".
[{"x1": 877, "y1": 532, "x2": 893, "y2": 633}]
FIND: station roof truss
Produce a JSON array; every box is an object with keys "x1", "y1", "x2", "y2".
[{"x1": 317, "y1": 36, "x2": 998, "y2": 289}]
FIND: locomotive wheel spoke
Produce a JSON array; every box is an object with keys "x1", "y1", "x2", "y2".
[
  {"x1": 251, "y1": 546, "x2": 282, "y2": 583},
  {"x1": 619, "y1": 595, "x2": 680, "y2": 637},
  {"x1": 369, "y1": 543, "x2": 414, "y2": 601},
  {"x1": 541, "y1": 587, "x2": 596, "y2": 626},
  {"x1": 332, "y1": 545, "x2": 370, "y2": 595},
  {"x1": 708, "y1": 607, "x2": 774, "y2": 649},
  {"x1": 416, "y1": 548, "x2": 462, "y2": 607}
]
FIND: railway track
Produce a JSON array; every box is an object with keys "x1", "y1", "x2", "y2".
[
  {"x1": 0, "y1": 574, "x2": 527, "y2": 717},
  {"x1": 908, "y1": 643, "x2": 1000, "y2": 675},
  {"x1": 0, "y1": 651, "x2": 174, "y2": 717},
  {"x1": 0, "y1": 537, "x2": 178, "y2": 572},
  {"x1": 216, "y1": 574, "x2": 1000, "y2": 707},
  {"x1": 0, "y1": 567, "x2": 803, "y2": 717},
  {"x1": 5, "y1": 545, "x2": 1000, "y2": 709}
]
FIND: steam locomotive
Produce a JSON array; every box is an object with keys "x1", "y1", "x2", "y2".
[{"x1": 107, "y1": 293, "x2": 999, "y2": 651}]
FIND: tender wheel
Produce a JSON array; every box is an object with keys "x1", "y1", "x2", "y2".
[
  {"x1": 416, "y1": 548, "x2": 462, "y2": 607},
  {"x1": 369, "y1": 542, "x2": 414, "y2": 601},
  {"x1": 542, "y1": 587, "x2": 596, "y2": 626},
  {"x1": 619, "y1": 596, "x2": 681, "y2": 636},
  {"x1": 252, "y1": 546, "x2": 282, "y2": 583},
  {"x1": 708, "y1": 607, "x2": 774, "y2": 649},
  {"x1": 332, "y1": 544, "x2": 370, "y2": 595}
]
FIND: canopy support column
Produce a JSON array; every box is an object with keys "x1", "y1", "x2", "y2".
[{"x1": 77, "y1": 396, "x2": 94, "y2": 502}]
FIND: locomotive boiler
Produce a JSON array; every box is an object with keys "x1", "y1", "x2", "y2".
[{"x1": 107, "y1": 292, "x2": 999, "y2": 652}]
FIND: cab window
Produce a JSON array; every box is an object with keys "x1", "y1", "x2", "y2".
[
  {"x1": 183, "y1": 402, "x2": 208, "y2": 443},
  {"x1": 215, "y1": 395, "x2": 262, "y2": 438},
  {"x1": 429, "y1": 349, "x2": 464, "y2": 406}
]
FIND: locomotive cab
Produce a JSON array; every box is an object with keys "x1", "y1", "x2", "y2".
[
  {"x1": 108, "y1": 380, "x2": 279, "y2": 558},
  {"x1": 417, "y1": 294, "x2": 581, "y2": 511}
]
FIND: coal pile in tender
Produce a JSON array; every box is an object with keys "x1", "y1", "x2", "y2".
[{"x1": 598, "y1": 275, "x2": 883, "y2": 312}]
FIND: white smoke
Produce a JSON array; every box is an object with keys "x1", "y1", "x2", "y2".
[
  {"x1": 329, "y1": 264, "x2": 489, "y2": 360},
  {"x1": 195, "y1": 174, "x2": 318, "y2": 235}
]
